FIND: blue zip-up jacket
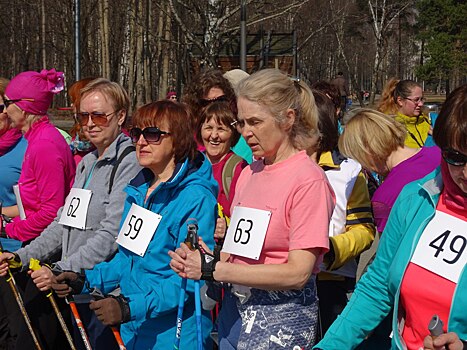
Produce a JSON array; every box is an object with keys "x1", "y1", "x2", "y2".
[
  {"x1": 84, "y1": 152, "x2": 218, "y2": 349},
  {"x1": 315, "y1": 167, "x2": 466, "y2": 349}
]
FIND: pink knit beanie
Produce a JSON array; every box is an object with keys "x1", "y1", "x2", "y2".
[{"x1": 5, "y1": 68, "x2": 65, "y2": 115}]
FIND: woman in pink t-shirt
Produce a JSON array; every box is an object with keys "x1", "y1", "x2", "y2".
[{"x1": 170, "y1": 69, "x2": 335, "y2": 349}]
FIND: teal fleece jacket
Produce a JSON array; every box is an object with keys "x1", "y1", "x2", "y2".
[
  {"x1": 315, "y1": 167, "x2": 466, "y2": 349},
  {"x1": 84, "y1": 152, "x2": 218, "y2": 350}
]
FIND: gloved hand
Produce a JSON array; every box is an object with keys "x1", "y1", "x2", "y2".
[
  {"x1": 89, "y1": 295, "x2": 131, "y2": 326},
  {"x1": 52, "y1": 271, "x2": 85, "y2": 298}
]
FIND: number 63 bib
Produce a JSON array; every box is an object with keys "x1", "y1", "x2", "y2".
[
  {"x1": 222, "y1": 206, "x2": 271, "y2": 260},
  {"x1": 411, "y1": 210, "x2": 467, "y2": 284},
  {"x1": 116, "y1": 203, "x2": 162, "y2": 257}
]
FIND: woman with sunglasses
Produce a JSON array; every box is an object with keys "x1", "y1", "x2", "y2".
[
  {"x1": 0, "y1": 69, "x2": 75, "y2": 243},
  {"x1": 378, "y1": 78, "x2": 431, "y2": 148},
  {"x1": 51, "y1": 100, "x2": 217, "y2": 349},
  {"x1": 170, "y1": 69, "x2": 335, "y2": 349},
  {"x1": 0, "y1": 76, "x2": 28, "y2": 348},
  {"x1": 0, "y1": 78, "x2": 140, "y2": 349},
  {"x1": 315, "y1": 84, "x2": 467, "y2": 350}
]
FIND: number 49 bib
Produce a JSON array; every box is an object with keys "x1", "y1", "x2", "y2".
[
  {"x1": 411, "y1": 210, "x2": 467, "y2": 283},
  {"x1": 222, "y1": 206, "x2": 271, "y2": 260},
  {"x1": 117, "y1": 203, "x2": 162, "y2": 257}
]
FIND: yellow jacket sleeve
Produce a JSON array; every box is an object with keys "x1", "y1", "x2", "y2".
[{"x1": 326, "y1": 172, "x2": 376, "y2": 271}]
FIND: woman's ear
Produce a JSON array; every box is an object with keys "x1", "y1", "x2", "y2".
[
  {"x1": 117, "y1": 110, "x2": 127, "y2": 126},
  {"x1": 283, "y1": 108, "x2": 296, "y2": 131},
  {"x1": 396, "y1": 96, "x2": 404, "y2": 107}
]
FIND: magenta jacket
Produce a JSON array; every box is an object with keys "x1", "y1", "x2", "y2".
[{"x1": 6, "y1": 117, "x2": 75, "y2": 241}]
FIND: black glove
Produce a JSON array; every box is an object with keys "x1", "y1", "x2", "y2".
[
  {"x1": 200, "y1": 247, "x2": 220, "y2": 282},
  {"x1": 52, "y1": 271, "x2": 85, "y2": 298}
]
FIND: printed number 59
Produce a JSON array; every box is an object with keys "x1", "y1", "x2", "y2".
[{"x1": 124, "y1": 215, "x2": 143, "y2": 240}]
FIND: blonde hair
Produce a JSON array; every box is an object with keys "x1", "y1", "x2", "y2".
[
  {"x1": 235, "y1": 69, "x2": 319, "y2": 150},
  {"x1": 338, "y1": 108, "x2": 406, "y2": 171}
]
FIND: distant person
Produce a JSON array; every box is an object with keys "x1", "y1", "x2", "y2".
[
  {"x1": 331, "y1": 72, "x2": 350, "y2": 114},
  {"x1": 166, "y1": 91, "x2": 178, "y2": 101},
  {"x1": 68, "y1": 77, "x2": 97, "y2": 165},
  {"x1": 378, "y1": 78, "x2": 431, "y2": 148}
]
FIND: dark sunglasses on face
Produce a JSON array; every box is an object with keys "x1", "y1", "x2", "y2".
[
  {"x1": 199, "y1": 95, "x2": 228, "y2": 107},
  {"x1": 442, "y1": 148, "x2": 467, "y2": 167},
  {"x1": 3, "y1": 98, "x2": 35, "y2": 109},
  {"x1": 75, "y1": 111, "x2": 116, "y2": 126},
  {"x1": 130, "y1": 127, "x2": 171, "y2": 144},
  {"x1": 0, "y1": 104, "x2": 4, "y2": 113}
]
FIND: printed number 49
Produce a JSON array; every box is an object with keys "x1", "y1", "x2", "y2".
[{"x1": 429, "y1": 230, "x2": 466, "y2": 264}]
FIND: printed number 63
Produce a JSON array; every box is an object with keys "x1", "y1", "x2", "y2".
[{"x1": 233, "y1": 218, "x2": 252, "y2": 244}]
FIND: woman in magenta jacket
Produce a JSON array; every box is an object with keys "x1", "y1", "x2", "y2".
[{"x1": 2, "y1": 69, "x2": 75, "y2": 243}]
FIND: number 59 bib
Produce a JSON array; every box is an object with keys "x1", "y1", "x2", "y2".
[
  {"x1": 222, "y1": 206, "x2": 271, "y2": 260},
  {"x1": 411, "y1": 210, "x2": 467, "y2": 283},
  {"x1": 59, "y1": 188, "x2": 93, "y2": 229},
  {"x1": 116, "y1": 203, "x2": 162, "y2": 257}
]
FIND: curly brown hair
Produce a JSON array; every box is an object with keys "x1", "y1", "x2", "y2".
[{"x1": 182, "y1": 69, "x2": 236, "y2": 128}]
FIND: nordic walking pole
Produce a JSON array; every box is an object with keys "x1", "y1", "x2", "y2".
[
  {"x1": 29, "y1": 259, "x2": 77, "y2": 350},
  {"x1": 0, "y1": 243, "x2": 43, "y2": 350},
  {"x1": 66, "y1": 296, "x2": 92, "y2": 350},
  {"x1": 89, "y1": 288, "x2": 126, "y2": 350},
  {"x1": 174, "y1": 219, "x2": 202, "y2": 350}
]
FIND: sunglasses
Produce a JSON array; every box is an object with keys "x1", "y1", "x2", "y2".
[
  {"x1": 199, "y1": 95, "x2": 228, "y2": 107},
  {"x1": 3, "y1": 98, "x2": 35, "y2": 109},
  {"x1": 0, "y1": 104, "x2": 4, "y2": 113},
  {"x1": 130, "y1": 127, "x2": 171, "y2": 144},
  {"x1": 75, "y1": 111, "x2": 117, "y2": 126},
  {"x1": 442, "y1": 148, "x2": 467, "y2": 167}
]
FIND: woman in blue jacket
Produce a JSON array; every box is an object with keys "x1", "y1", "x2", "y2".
[
  {"x1": 315, "y1": 85, "x2": 467, "y2": 350},
  {"x1": 52, "y1": 100, "x2": 218, "y2": 349}
]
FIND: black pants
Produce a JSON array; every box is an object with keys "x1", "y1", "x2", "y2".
[
  {"x1": 1, "y1": 270, "x2": 73, "y2": 350},
  {"x1": 317, "y1": 276, "x2": 356, "y2": 337}
]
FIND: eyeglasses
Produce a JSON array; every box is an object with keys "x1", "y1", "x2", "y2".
[
  {"x1": 169, "y1": 95, "x2": 177, "y2": 100},
  {"x1": 230, "y1": 119, "x2": 245, "y2": 132},
  {"x1": 75, "y1": 111, "x2": 117, "y2": 126},
  {"x1": 3, "y1": 98, "x2": 35, "y2": 109},
  {"x1": 442, "y1": 148, "x2": 467, "y2": 167},
  {"x1": 199, "y1": 95, "x2": 228, "y2": 107},
  {"x1": 405, "y1": 96, "x2": 426, "y2": 104},
  {"x1": 0, "y1": 104, "x2": 4, "y2": 113},
  {"x1": 130, "y1": 127, "x2": 171, "y2": 144}
]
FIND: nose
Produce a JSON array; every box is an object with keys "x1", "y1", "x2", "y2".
[
  {"x1": 86, "y1": 115, "x2": 95, "y2": 127},
  {"x1": 136, "y1": 134, "x2": 147, "y2": 145}
]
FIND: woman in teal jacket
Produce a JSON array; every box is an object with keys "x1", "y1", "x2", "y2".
[
  {"x1": 315, "y1": 85, "x2": 467, "y2": 350},
  {"x1": 52, "y1": 100, "x2": 217, "y2": 349}
]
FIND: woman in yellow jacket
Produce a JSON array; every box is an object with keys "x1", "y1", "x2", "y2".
[{"x1": 378, "y1": 78, "x2": 431, "y2": 148}]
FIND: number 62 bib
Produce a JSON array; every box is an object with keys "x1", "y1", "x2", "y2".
[
  {"x1": 222, "y1": 206, "x2": 271, "y2": 260},
  {"x1": 58, "y1": 188, "x2": 93, "y2": 229}
]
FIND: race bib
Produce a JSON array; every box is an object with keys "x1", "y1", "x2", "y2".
[
  {"x1": 222, "y1": 206, "x2": 271, "y2": 260},
  {"x1": 58, "y1": 188, "x2": 92, "y2": 229},
  {"x1": 411, "y1": 210, "x2": 467, "y2": 283},
  {"x1": 116, "y1": 203, "x2": 162, "y2": 257}
]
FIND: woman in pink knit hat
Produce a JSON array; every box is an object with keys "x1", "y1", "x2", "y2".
[{"x1": 1, "y1": 69, "x2": 75, "y2": 243}]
